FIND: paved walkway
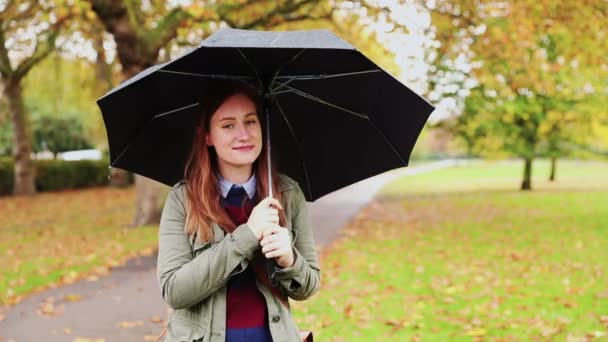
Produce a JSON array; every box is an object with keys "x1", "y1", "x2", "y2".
[{"x1": 0, "y1": 160, "x2": 457, "y2": 342}]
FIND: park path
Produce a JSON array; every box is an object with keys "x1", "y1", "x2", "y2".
[{"x1": 0, "y1": 160, "x2": 457, "y2": 342}]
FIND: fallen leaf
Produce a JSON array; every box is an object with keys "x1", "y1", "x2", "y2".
[
  {"x1": 116, "y1": 320, "x2": 144, "y2": 328},
  {"x1": 466, "y1": 328, "x2": 486, "y2": 337},
  {"x1": 596, "y1": 290, "x2": 608, "y2": 299},
  {"x1": 586, "y1": 331, "x2": 606, "y2": 338},
  {"x1": 150, "y1": 316, "x2": 163, "y2": 324},
  {"x1": 39, "y1": 302, "x2": 56, "y2": 316},
  {"x1": 86, "y1": 275, "x2": 100, "y2": 281},
  {"x1": 343, "y1": 303, "x2": 353, "y2": 317},
  {"x1": 541, "y1": 326, "x2": 560, "y2": 338},
  {"x1": 600, "y1": 315, "x2": 608, "y2": 327},
  {"x1": 64, "y1": 294, "x2": 83, "y2": 302}
]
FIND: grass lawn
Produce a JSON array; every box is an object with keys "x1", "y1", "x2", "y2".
[
  {"x1": 292, "y1": 159, "x2": 608, "y2": 341},
  {"x1": 0, "y1": 186, "x2": 162, "y2": 306}
]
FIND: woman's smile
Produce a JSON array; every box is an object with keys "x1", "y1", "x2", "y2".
[{"x1": 233, "y1": 145, "x2": 254, "y2": 151}]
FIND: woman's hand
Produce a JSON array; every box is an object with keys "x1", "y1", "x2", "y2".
[
  {"x1": 260, "y1": 225, "x2": 294, "y2": 268},
  {"x1": 247, "y1": 196, "x2": 283, "y2": 240}
]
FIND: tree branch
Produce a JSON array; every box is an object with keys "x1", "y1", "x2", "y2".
[
  {"x1": 7, "y1": 1, "x2": 41, "y2": 23},
  {"x1": 242, "y1": 0, "x2": 319, "y2": 29},
  {"x1": 273, "y1": 6, "x2": 335, "y2": 26},
  {"x1": 123, "y1": 0, "x2": 146, "y2": 37},
  {"x1": 147, "y1": 7, "x2": 190, "y2": 56},
  {"x1": 14, "y1": 15, "x2": 71, "y2": 78},
  {"x1": 0, "y1": 0, "x2": 16, "y2": 19},
  {"x1": 217, "y1": 0, "x2": 321, "y2": 30},
  {"x1": 0, "y1": 26, "x2": 13, "y2": 77}
]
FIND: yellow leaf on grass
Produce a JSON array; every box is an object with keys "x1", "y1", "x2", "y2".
[
  {"x1": 466, "y1": 328, "x2": 486, "y2": 336},
  {"x1": 444, "y1": 286, "x2": 457, "y2": 294},
  {"x1": 586, "y1": 331, "x2": 606, "y2": 338}
]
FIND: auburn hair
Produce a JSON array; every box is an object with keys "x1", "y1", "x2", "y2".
[{"x1": 182, "y1": 81, "x2": 287, "y2": 243}]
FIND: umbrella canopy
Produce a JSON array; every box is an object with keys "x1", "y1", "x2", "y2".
[{"x1": 97, "y1": 28, "x2": 434, "y2": 201}]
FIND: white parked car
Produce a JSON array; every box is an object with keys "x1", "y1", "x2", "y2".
[{"x1": 57, "y1": 149, "x2": 103, "y2": 161}]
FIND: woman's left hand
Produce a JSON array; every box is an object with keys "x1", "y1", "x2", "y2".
[{"x1": 260, "y1": 225, "x2": 294, "y2": 268}]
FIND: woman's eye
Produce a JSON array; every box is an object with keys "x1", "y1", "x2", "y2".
[
  {"x1": 222, "y1": 124, "x2": 234, "y2": 129},
  {"x1": 247, "y1": 120, "x2": 257, "y2": 125}
]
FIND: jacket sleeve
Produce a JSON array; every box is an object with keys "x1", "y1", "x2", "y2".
[
  {"x1": 157, "y1": 185, "x2": 259, "y2": 310},
  {"x1": 270, "y1": 184, "x2": 321, "y2": 300}
]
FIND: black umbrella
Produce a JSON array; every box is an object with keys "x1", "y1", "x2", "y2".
[{"x1": 97, "y1": 28, "x2": 434, "y2": 201}]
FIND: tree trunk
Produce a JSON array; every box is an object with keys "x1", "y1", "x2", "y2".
[
  {"x1": 549, "y1": 157, "x2": 556, "y2": 181},
  {"x1": 94, "y1": 25, "x2": 114, "y2": 94},
  {"x1": 5, "y1": 78, "x2": 36, "y2": 195},
  {"x1": 90, "y1": 23, "x2": 130, "y2": 187},
  {"x1": 132, "y1": 175, "x2": 163, "y2": 227},
  {"x1": 521, "y1": 157, "x2": 533, "y2": 190}
]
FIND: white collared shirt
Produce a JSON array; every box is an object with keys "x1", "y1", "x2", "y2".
[{"x1": 217, "y1": 172, "x2": 256, "y2": 199}]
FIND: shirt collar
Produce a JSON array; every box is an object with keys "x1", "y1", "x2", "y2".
[{"x1": 217, "y1": 172, "x2": 256, "y2": 199}]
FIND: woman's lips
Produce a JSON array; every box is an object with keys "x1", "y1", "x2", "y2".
[{"x1": 233, "y1": 145, "x2": 254, "y2": 151}]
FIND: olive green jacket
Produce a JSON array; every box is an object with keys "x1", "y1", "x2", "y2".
[{"x1": 157, "y1": 174, "x2": 321, "y2": 342}]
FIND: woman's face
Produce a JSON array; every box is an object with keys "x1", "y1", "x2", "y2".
[{"x1": 206, "y1": 93, "x2": 263, "y2": 172}]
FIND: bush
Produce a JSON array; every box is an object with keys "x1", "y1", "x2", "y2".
[{"x1": 0, "y1": 157, "x2": 135, "y2": 196}]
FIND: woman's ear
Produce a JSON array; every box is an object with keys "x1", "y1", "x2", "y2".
[{"x1": 205, "y1": 134, "x2": 213, "y2": 146}]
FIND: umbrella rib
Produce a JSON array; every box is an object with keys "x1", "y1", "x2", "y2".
[
  {"x1": 276, "y1": 69, "x2": 381, "y2": 81},
  {"x1": 273, "y1": 97, "x2": 314, "y2": 200},
  {"x1": 367, "y1": 114, "x2": 408, "y2": 166},
  {"x1": 110, "y1": 102, "x2": 200, "y2": 167},
  {"x1": 271, "y1": 83, "x2": 369, "y2": 120},
  {"x1": 269, "y1": 49, "x2": 308, "y2": 91},
  {"x1": 236, "y1": 48, "x2": 264, "y2": 90},
  {"x1": 158, "y1": 69, "x2": 255, "y2": 81},
  {"x1": 153, "y1": 102, "x2": 200, "y2": 119},
  {"x1": 272, "y1": 70, "x2": 381, "y2": 94}
]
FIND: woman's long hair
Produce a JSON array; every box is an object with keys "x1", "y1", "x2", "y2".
[{"x1": 183, "y1": 81, "x2": 287, "y2": 243}]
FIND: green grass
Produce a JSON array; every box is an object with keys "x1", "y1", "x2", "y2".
[
  {"x1": 292, "y1": 159, "x2": 608, "y2": 341},
  {"x1": 0, "y1": 186, "x2": 160, "y2": 306}
]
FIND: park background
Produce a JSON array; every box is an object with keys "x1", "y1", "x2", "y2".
[{"x1": 1, "y1": 1, "x2": 607, "y2": 341}]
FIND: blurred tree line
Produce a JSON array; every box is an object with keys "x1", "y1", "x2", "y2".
[
  {"x1": 425, "y1": 0, "x2": 608, "y2": 189},
  {"x1": 1, "y1": 0, "x2": 606, "y2": 226}
]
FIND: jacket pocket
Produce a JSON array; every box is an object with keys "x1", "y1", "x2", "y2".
[{"x1": 167, "y1": 317, "x2": 207, "y2": 342}]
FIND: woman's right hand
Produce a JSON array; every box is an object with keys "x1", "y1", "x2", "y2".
[{"x1": 247, "y1": 196, "x2": 283, "y2": 240}]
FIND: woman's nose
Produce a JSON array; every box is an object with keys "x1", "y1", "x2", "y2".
[{"x1": 236, "y1": 124, "x2": 250, "y2": 139}]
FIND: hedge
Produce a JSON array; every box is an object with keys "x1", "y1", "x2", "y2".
[{"x1": 0, "y1": 157, "x2": 134, "y2": 196}]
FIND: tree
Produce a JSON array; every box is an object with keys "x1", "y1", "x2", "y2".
[
  {"x1": 0, "y1": 1, "x2": 82, "y2": 194},
  {"x1": 426, "y1": 0, "x2": 608, "y2": 190}
]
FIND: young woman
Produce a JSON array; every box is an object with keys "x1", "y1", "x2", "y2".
[{"x1": 156, "y1": 81, "x2": 320, "y2": 342}]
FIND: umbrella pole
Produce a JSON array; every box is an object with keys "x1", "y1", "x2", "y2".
[
  {"x1": 264, "y1": 99, "x2": 282, "y2": 281},
  {"x1": 265, "y1": 103, "x2": 273, "y2": 199}
]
